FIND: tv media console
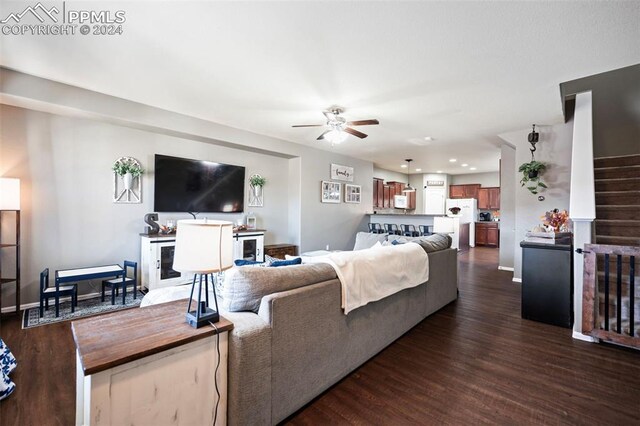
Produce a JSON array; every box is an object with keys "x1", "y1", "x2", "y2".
[{"x1": 140, "y1": 230, "x2": 265, "y2": 291}]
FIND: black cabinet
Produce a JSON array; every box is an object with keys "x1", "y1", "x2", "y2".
[{"x1": 520, "y1": 241, "x2": 573, "y2": 328}]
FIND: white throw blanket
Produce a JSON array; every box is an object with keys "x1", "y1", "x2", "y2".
[{"x1": 308, "y1": 242, "x2": 429, "y2": 314}]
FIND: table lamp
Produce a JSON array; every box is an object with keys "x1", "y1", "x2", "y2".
[{"x1": 173, "y1": 219, "x2": 233, "y2": 328}]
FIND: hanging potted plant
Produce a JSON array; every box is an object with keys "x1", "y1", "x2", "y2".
[
  {"x1": 249, "y1": 174, "x2": 266, "y2": 206},
  {"x1": 113, "y1": 161, "x2": 144, "y2": 190},
  {"x1": 518, "y1": 161, "x2": 547, "y2": 195}
]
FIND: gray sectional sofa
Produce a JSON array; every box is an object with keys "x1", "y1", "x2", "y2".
[{"x1": 220, "y1": 245, "x2": 458, "y2": 425}]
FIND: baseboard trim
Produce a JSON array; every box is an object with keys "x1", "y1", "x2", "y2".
[
  {"x1": 1, "y1": 291, "x2": 104, "y2": 314},
  {"x1": 572, "y1": 330, "x2": 598, "y2": 343},
  {"x1": 498, "y1": 266, "x2": 514, "y2": 271},
  {"x1": 512, "y1": 277, "x2": 522, "y2": 283}
]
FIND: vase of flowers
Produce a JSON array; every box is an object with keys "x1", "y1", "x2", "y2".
[{"x1": 541, "y1": 208, "x2": 570, "y2": 232}]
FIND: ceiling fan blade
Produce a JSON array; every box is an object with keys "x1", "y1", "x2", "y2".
[
  {"x1": 346, "y1": 119, "x2": 379, "y2": 126},
  {"x1": 322, "y1": 111, "x2": 336, "y2": 121},
  {"x1": 317, "y1": 130, "x2": 331, "y2": 140},
  {"x1": 292, "y1": 124, "x2": 324, "y2": 128},
  {"x1": 344, "y1": 127, "x2": 368, "y2": 139}
]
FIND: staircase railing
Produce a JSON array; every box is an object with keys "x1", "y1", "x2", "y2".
[{"x1": 582, "y1": 243, "x2": 639, "y2": 349}]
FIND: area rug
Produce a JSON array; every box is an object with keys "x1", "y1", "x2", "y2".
[{"x1": 22, "y1": 290, "x2": 144, "y2": 329}]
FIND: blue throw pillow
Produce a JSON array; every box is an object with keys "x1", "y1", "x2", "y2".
[
  {"x1": 270, "y1": 257, "x2": 302, "y2": 267},
  {"x1": 234, "y1": 259, "x2": 265, "y2": 267},
  {"x1": 391, "y1": 240, "x2": 404, "y2": 245}
]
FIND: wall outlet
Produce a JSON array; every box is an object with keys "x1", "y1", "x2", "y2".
[{"x1": 326, "y1": 244, "x2": 330, "y2": 251}]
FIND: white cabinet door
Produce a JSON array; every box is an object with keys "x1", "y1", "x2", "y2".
[
  {"x1": 233, "y1": 233, "x2": 265, "y2": 262},
  {"x1": 424, "y1": 188, "x2": 446, "y2": 214}
]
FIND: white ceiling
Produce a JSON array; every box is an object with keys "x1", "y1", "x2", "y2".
[{"x1": 1, "y1": 1, "x2": 639, "y2": 175}]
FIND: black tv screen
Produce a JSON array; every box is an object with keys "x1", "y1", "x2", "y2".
[{"x1": 154, "y1": 154, "x2": 245, "y2": 213}]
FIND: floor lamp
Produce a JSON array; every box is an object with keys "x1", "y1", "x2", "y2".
[
  {"x1": 0, "y1": 178, "x2": 21, "y2": 314},
  {"x1": 173, "y1": 219, "x2": 233, "y2": 328}
]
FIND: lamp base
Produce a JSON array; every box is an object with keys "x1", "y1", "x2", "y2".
[{"x1": 186, "y1": 307, "x2": 219, "y2": 328}]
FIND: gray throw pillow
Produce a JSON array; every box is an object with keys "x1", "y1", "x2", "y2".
[
  {"x1": 222, "y1": 263, "x2": 337, "y2": 312},
  {"x1": 388, "y1": 233, "x2": 452, "y2": 252},
  {"x1": 353, "y1": 231, "x2": 388, "y2": 250}
]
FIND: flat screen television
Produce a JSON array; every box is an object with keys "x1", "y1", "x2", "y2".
[{"x1": 154, "y1": 154, "x2": 245, "y2": 213}]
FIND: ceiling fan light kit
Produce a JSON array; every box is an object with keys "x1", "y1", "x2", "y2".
[{"x1": 293, "y1": 107, "x2": 379, "y2": 144}]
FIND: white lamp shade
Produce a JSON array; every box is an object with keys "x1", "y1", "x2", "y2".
[
  {"x1": 173, "y1": 219, "x2": 234, "y2": 274},
  {"x1": 0, "y1": 178, "x2": 20, "y2": 210}
]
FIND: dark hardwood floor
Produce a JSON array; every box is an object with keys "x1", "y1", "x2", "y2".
[{"x1": 1, "y1": 247, "x2": 638, "y2": 425}]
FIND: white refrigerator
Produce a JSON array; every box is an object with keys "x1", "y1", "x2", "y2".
[{"x1": 445, "y1": 198, "x2": 477, "y2": 247}]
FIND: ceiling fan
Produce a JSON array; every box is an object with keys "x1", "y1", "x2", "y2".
[{"x1": 292, "y1": 107, "x2": 379, "y2": 144}]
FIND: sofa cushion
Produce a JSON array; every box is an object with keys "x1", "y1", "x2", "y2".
[
  {"x1": 353, "y1": 231, "x2": 388, "y2": 250},
  {"x1": 222, "y1": 263, "x2": 337, "y2": 312},
  {"x1": 388, "y1": 233, "x2": 452, "y2": 252}
]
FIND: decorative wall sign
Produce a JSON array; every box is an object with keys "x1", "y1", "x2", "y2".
[
  {"x1": 330, "y1": 164, "x2": 354, "y2": 182},
  {"x1": 321, "y1": 181, "x2": 341, "y2": 203},
  {"x1": 344, "y1": 184, "x2": 361, "y2": 204},
  {"x1": 426, "y1": 180, "x2": 445, "y2": 186},
  {"x1": 112, "y1": 157, "x2": 143, "y2": 204}
]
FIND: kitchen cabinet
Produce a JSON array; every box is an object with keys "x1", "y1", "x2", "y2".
[
  {"x1": 383, "y1": 185, "x2": 391, "y2": 208},
  {"x1": 478, "y1": 187, "x2": 501, "y2": 209},
  {"x1": 449, "y1": 184, "x2": 481, "y2": 200},
  {"x1": 475, "y1": 222, "x2": 499, "y2": 247},
  {"x1": 387, "y1": 181, "x2": 416, "y2": 209},
  {"x1": 373, "y1": 178, "x2": 384, "y2": 208}
]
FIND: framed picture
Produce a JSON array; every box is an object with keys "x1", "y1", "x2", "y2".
[
  {"x1": 344, "y1": 184, "x2": 361, "y2": 204},
  {"x1": 321, "y1": 181, "x2": 341, "y2": 203},
  {"x1": 330, "y1": 163, "x2": 354, "y2": 182}
]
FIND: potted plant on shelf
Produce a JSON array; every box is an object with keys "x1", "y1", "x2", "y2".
[
  {"x1": 113, "y1": 161, "x2": 144, "y2": 190},
  {"x1": 518, "y1": 160, "x2": 547, "y2": 194}
]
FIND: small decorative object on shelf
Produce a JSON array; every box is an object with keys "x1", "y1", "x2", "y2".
[
  {"x1": 246, "y1": 212, "x2": 257, "y2": 230},
  {"x1": 113, "y1": 157, "x2": 143, "y2": 203},
  {"x1": 524, "y1": 209, "x2": 571, "y2": 244},
  {"x1": 143, "y1": 213, "x2": 160, "y2": 235},
  {"x1": 248, "y1": 174, "x2": 266, "y2": 207},
  {"x1": 448, "y1": 207, "x2": 461, "y2": 215},
  {"x1": 542, "y1": 208, "x2": 570, "y2": 232}
]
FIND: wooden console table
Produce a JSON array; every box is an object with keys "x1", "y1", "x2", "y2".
[
  {"x1": 73, "y1": 299, "x2": 233, "y2": 425},
  {"x1": 264, "y1": 243, "x2": 298, "y2": 259}
]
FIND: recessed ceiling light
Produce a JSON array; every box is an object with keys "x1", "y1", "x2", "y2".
[
  {"x1": 461, "y1": 163, "x2": 468, "y2": 167},
  {"x1": 470, "y1": 167, "x2": 477, "y2": 170},
  {"x1": 401, "y1": 164, "x2": 407, "y2": 168},
  {"x1": 436, "y1": 170, "x2": 443, "y2": 173},
  {"x1": 424, "y1": 137, "x2": 433, "y2": 141},
  {"x1": 415, "y1": 168, "x2": 422, "y2": 172},
  {"x1": 449, "y1": 159, "x2": 457, "y2": 163}
]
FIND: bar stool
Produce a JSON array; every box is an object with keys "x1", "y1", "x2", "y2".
[
  {"x1": 401, "y1": 224, "x2": 420, "y2": 237},
  {"x1": 419, "y1": 225, "x2": 433, "y2": 236},
  {"x1": 368, "y1": 223, "x2": 385, "y2": 234},
  {"x1": 384, "y1": 224, "x2": 402, "y2": 235}
]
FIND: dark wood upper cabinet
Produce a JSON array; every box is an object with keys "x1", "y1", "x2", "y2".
[
  {"x1": 449, "y1": 184, "x2": 481, "y2": 199},
  {"x1": 373, "y1": 178, "x2": 384, "y2": 208},
  {"x1": 476, "y1": 187, "x2": 501, "y2": 209}
]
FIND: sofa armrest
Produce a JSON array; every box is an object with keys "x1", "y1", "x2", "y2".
[{"x1": 222, "y1": 311, "x2": 272, "y2": 426}]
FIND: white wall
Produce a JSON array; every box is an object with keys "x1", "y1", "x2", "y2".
[
  {"x1": 0, "y1": 69, "x2": 374, "y2": 308},
  {"x1": 1, "y1": 105, "x2": 293, "y2": 306},
  {"x1": 450, "y1": 172, "x2": 500, "y2": 187},
  {"x1": 499, "y1": 144, "x2": 516, "y2": 269},
  {"x1": 499, "y1": 121, "x2": 574, "y2": 280},
  {"x1": 373, "y1": 167, "x2": 408, "y2": 184}
]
